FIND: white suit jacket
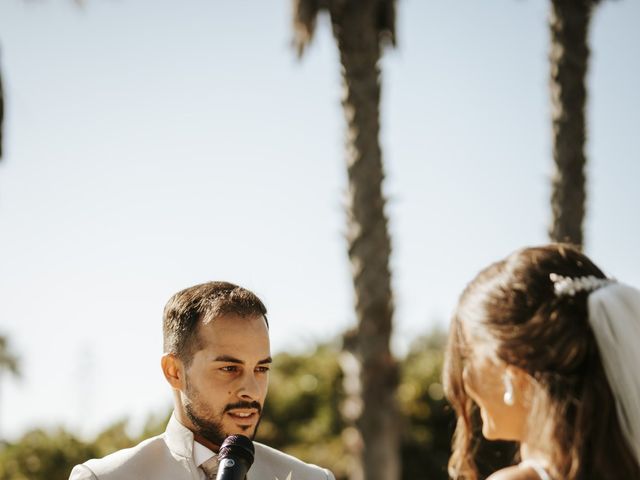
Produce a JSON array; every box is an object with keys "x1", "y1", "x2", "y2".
[{"x1": 69, "y1": 414, "x2": 335, "y2": 480}]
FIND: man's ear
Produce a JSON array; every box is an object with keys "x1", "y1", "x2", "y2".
[{"x1": 161, "y1": 353, "x2": 185, "y2": 390}]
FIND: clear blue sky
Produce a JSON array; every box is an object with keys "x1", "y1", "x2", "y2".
[{"x1": 0, "y1": 0, "x2": 638, "y2": 441}]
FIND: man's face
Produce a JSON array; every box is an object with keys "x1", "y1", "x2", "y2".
[{"x1": 180, "y1": 313, "x2": 271, "y2": 447}]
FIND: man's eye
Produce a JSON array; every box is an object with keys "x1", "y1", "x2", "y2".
[
  {"x1": 221, "y1": 366, "x2": 239, "y2": 372},
  {"x1": 255, "y1": 366, "x2": 270, "y2": 373}
]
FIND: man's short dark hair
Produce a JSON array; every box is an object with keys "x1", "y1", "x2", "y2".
[{"x1": 162, "y1": 281, "x2": 268, "y2": 365}]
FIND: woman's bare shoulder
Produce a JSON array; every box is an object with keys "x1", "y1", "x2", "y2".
[{"x1": 486, "y1": 465, "x2": 541, "y2": 480}]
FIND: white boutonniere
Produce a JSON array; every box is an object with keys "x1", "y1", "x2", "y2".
[{"x1": 275, "y1": 472, "x2": 292, "y2": 480}]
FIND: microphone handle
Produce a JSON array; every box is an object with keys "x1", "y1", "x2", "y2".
[{"x1": 215, "y1": 456, "x2": 251, "y2": 480}]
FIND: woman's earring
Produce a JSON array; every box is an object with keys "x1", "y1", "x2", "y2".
[{"x1": 503, "y1": 372, "x2": 515, "y2": 406}]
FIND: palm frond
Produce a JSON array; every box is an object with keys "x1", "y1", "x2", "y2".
[
  {"x1": 0, "y1": 335, "x2": 20, "y2": 377},
  {"x1": 376, "y1": 0, "x2": 397, "y2": 47},
  {"x1": 292, "y1": 0, "x2": 323, "y2": 58}
]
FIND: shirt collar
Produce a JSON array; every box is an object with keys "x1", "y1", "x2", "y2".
[
  {"x1": 193, "y1": 440, "x2": 217, "y2": 468},
  {"x1": 164, "y1": 413, "x2": 195, "y2": 458}
]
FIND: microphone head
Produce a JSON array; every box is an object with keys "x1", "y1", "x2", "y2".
[{"x1": 218, "y1": 435, "x2": 255, "y2": 466}]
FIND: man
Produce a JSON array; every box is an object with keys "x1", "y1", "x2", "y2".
[{"x1": 70, "y1": 281, "x2": 335, "y2": 480}]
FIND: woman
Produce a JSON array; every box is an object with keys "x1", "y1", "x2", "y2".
[{"x1": 443, "y1": 244, "x2": 640, "y2": 479}]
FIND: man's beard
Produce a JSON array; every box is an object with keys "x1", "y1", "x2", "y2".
[{"x1": 184, "y1": 377, "x2": 263, "y2": 447}]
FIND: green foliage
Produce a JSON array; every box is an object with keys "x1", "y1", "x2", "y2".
[
  {"x1": 0, "y1": 429, "x2": 99, "y2": 480},
  {"x1": 258, "y1": 330, "x2": 513, "y2": 479},
  {"x1": 398, "y1": 330, "x2": 454, "y2": 480},
  {"x1": 0, "y1": 330, "x2": 514, "y2": 480},
  {"x1": 257, "y1": 342, "x2": 349, "y2": 478},
  {"x1": 0, "y1": 415, "x2": 167, "y2": 480},
  {"x1": 255, "y1": 331, "x2": 455, "y2": 480}
]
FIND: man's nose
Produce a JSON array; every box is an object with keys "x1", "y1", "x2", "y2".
[{"x1": 238, "y1": 371, "x2": 260, "y2": 400}]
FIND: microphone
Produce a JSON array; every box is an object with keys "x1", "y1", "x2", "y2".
[{"x1": 215, "y1": 435, "x2": 255, "y2": 480}]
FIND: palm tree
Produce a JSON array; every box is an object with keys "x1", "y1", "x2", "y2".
[
  {"x1": 0, "y1": 335, "x2": 20, "y2": 440},
  {"x1": 548, "y1": 0, "x2": 602, "y2": 248},
  {"x1": 292, "y1": 2, "x2": 399, "y2": 480}
]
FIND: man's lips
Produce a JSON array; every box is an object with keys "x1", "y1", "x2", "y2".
[{"x1": 226, "y1": 409, "x2": 259, "y2": 423}]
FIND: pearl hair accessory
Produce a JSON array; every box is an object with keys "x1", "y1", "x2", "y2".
[{"x1": 549, "y1": 273, "x2": 616, "y2": 297}]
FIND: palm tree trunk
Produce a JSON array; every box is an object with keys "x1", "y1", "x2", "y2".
[
  {"x1": 331, "y1": 4, "x2": 400, "y2": 480},
  {"x1": 548, "y1": 0, "x2": 595, "y2": 248}
]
